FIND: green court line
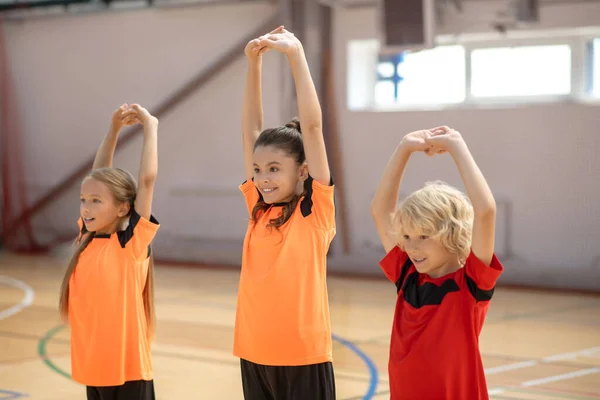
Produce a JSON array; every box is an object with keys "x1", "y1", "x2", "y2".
[{"x1": 37, "y1": 324, "x2": 72, "y2": 380}]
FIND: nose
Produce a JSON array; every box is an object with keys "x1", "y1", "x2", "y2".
[
  {"x1": 405, "y1": 239, "x2": 418, "y2": 252},
  {"x1": 260, "y1": 173, "x2": 270, "y2": 183}
]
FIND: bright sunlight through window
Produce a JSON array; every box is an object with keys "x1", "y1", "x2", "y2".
[
  {"x1": 470, "y1": 44, "x2": 571, "y2": 98},
  {"x1": 374, "y1": 45, "x2": 466, "y2": 106}
]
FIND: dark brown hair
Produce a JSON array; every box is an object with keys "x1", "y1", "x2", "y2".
[{"x1": 251, "y1": 118, "x2": 307, "y2": 230}]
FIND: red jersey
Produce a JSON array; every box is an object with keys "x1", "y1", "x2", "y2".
[{"x1": 379, "y1": 246, "x2": 503, "y2": 400}]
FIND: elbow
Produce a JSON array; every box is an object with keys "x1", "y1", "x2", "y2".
[
  {"x1": 303, "y1": 121, "x2": 323, "y2": 135},
  {"x1": 140, "y1": 174, "x2": 157, "y2": 189},
  {"x1": 370, "y1": 198, "x2": 377, "y2": 215},
  {"x1": 370, "y1": 200, "x2": 383, "y2": 219},
  {"x1": 475, "y1": 199, "x2": 496, "y2": 219}
]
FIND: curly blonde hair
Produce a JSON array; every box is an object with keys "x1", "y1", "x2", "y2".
[{"x1": 392, "y1": 181, "x2": 474, "y2": 263}]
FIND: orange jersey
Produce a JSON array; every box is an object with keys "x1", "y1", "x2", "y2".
[
  {"x1": 69, "y1": 210, "x2": 159, "y2": 386},
  {"x1": 233, "y1": 177, "x2": 336, "y2": 366}
]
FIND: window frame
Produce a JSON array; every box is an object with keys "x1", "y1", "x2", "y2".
[
  {"x1": 587, "y1": 37, "x2": 600, "y2": 98},
  {"x1": 363, "y1": 30, "x2": 600, "y2": 112},
  {"x1": 463, "y1": 37, "x2": 576, "y2": 106}
]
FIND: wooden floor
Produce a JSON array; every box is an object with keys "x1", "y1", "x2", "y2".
[{"x1": 1, "y1": 252, "x2": 599, "y2": 400}]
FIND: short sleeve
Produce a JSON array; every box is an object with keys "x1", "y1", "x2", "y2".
[
  {"x1": 239, "y1": 180, "x2": 261, "y2": 217},
  {"x1": 464, "y1": 251, "x2": 503, "y2": 291},
  {"x1": 117, "y1": 209, "x2": 160, "y2": 261},
  {"x1": 379, "y1": 245, "x2": 409, "y2": 284},
  {"x1": 463, "y1": 251, "x2": 503, "y2": 302},
  {"x1": 301, "y1": 177, "x2": 335, "y2": 230}
]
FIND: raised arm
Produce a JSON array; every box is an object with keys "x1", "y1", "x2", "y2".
[
  {"x1": 242, "y1": 26, "x2": 284, "y2": 181},
  {"x1": 370, "y1": 130, "x2": 434, "y2": 253},
  {"x1": 426, "y1": 127, "x2": 496, "y2": 265},
  {"x1": 130, "y1": 104, "x2": 158, "y2": 220},
  {"x1": 93, "y1": 104, "x2": 137, "y2": 170},
  {"x1": 259, "y1": 29, "x2": 330, "y2": 186},
  {"x1": 242, "y1": 40, "x2": 264, "y2": 182}
]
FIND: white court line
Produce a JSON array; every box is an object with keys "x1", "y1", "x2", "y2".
[
  {"x1": 521, "y1": 367, "x2": 600, "y2": 387},
  {"x1": 489, "y1": 367, "x2": 600, "y2": 396},
  {"x1": 485, "y1": 360, "x2": 538, "y2": 374},
  {"x1": 0, "y1": 275, "x2": 35, "y2": 320},
  {"x1": 488, "y1": 388, "x2": 506, "y2": 396},
  {"x1": 487, "y1": 347, "x2": 600, "y2": 396},
  {"x1": 544, "y1": 347, "x2": 600, "y2": 362},
  {"x1": 485, "y1": 346, "x2": 600, "y2": 375}
]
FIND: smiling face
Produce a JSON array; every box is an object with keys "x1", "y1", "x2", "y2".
[
  {"x1": 252, "y1": 145, "x2": 308, "y2": 204},
  {"x1": 399, "y1": 224, "x2": 460, "y2": 278},
  {"x1": 80, "y1": 177, "x2": 130, "y2": 235},
  {"x1": 393, "y1": 182, "x2": 474, "y2": 278}
]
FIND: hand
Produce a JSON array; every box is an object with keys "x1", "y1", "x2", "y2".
[
  {"x1": 129, "y1": 104, "x2": 158, "y2": 127},
  {"x1": 400, "y1": 129, "x2": 435, "y2": 155},
  {"x1": 400, "y1": 129, "x2": 449, "y2": 156},
  {"x1": 245, "y1": 25, "x2": 285, "y2": 59},
  {"x1": 109, "y1": 104, "x2": 138, "y2": 132},
  {"x1": 425, "y1": 126, "x2": 464, "y2": 154},
  {"x1": 257, "y1": 28, "x2": 302, "y2": 55}
]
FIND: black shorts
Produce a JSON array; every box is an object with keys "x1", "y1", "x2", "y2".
[
  {"x1": 240, "y1": 359, "x2": 336, "y2": 400},
  {"x1": 86, "y1": 379, "x2": 155, "y2": 400}
]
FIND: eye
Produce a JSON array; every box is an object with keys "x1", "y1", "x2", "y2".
[
  {"x1": 270, "y1": 167, "x2": 279, "y2": 172},
  {"x1": 80, "y1": 198, "x2": 85, "y2": 203},
  {"x1": 93, "y1": 199, "x2": 101, "y2": 204},
  {"x1": 419, "y1": 235, "x2": 429, "y2": 240},
  {"x1": 254, "y1": 168, "x2": 260, "y2": 174},
  {"x1": 403, "y1": 235, "x2": 410, "y2": 240}
]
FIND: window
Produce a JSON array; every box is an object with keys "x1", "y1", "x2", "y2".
[
  {"x1": 591, "y1": 38, "x2": 600, "y2": 97},
  {"x1": 351, "y1": 32, "x2": 595, "y2": 111},
  {"x1": 374, "y1": 45, "x2": 466, "y2": 106},
  {"x1": 470, "y1": 44, "x2": 571, "y2": 98}
]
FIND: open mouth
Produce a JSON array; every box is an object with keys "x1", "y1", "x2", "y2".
[
  {"x1": 261, "y1": 187, "x2": 277, "y2": 194},
  {"x1": 83, "y1": 217, "x2": 95, "y2": 223},
  {"x1": 413, "y1": 258, "x2": 426, "y2": 264}
]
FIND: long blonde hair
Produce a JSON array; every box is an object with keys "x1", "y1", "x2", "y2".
[
  {"x1": 58, "y1": 168, "x2": 156, "y2": 335},
  {"x1": 392, "y1": 181, "x2": 474, "y2": 264}
]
